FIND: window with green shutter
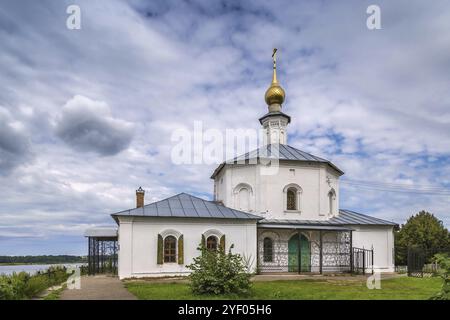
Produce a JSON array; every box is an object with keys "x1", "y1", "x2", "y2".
[
  {"x1": 219, "y1": 234, "x2": 225, "y2": 251},
  {"x1": 157, "y1": 234, "x2": 163, "y2": 265},
  {"x1": 178, "y1": 235, "x2": 184, "y2": 264}
]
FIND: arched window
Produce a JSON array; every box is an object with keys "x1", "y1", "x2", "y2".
[
  {"x1": 263, "y1": 237, "x2": 273, "y2": 262},
  {"x1": 164, "y1": 236, "x2": 177, "y2": 263},
  {"x1": 283, "y1": 184, "x2": 302, "y2": 212},
  {"x1": 287, "y1": 188, "x2": 297, "y2": 210},
  {"x1": 206, "y1": 236, "x2": 218, "y2": 251},
  {"x1": 328, "y1": 189, "x2": 336, "y2": 215}
]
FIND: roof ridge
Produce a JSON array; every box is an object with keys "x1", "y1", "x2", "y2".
[
  {"x1": 111, "y1": 192, "x2": 263, "y2": 220},
  {"x1": 113, "y1": 192, "x2": 202, "y2": 212}
]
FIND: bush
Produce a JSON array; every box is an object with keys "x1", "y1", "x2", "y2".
[
  {"x1": 430, "y1": 253, "x2": 449, "y2": 300},
  {"x1": 23, "y1": 275, "x2": 49, "y2": 298},
  {"x1": 0, "y1": 266, "x2": 69, "y2": 300},
  {"x1": 187, "y1": 245, "x2": 252, "y2": 296}
]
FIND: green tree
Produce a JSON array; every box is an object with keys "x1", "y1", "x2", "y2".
[
  {"x1": 396, "y1": 211, "x2": 449, "y2": 249},
  {"x1": 395, "y1": 211, "x2": 450, "y2": 264}
]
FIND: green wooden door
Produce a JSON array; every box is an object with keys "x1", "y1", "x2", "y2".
[
  {"x1": 300, "y1": 234, "x2": 311, "y2": 272},
  {"x1": 288, "y1": 234, "x2": 311, "y2": 272},
  {"x1": 288, "y1": 236, "x2": 299, "y2": 272}
]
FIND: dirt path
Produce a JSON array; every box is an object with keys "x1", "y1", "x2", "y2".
[{"x1": 59, "y1": 275, "x2": 137, "y2": 300}]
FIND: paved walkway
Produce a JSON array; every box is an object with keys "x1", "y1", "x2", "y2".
[{"x1": 59, "y1": 275, "x2": 137, "y2": 300}]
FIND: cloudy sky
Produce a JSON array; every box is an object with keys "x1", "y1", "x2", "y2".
[{"x1": 0, "y1": 0, "x2": 449, "y2": 255}]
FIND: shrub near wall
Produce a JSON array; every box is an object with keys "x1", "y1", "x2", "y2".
[
  {"x1": 187, "y1": 245, "x2": 252, "y2": 296},
  {"x1": 0, "y1": 266, "x2": 70, "y2": 300}
]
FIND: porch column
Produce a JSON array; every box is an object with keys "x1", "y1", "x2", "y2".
[
  {"x1": 350, "y1": 231, "x2": 353, "y2": 273},
  {"x1": 88, "y1": 237, "x2": 91, "y2": 275},
  {"x1": 297, "y1": 230, "x2": 301, "y2": 274},
  {"x1": 256, "y1": 232, "x2": 259, "y2": 274},
  {"x1": 319, "y1": 230, "x2": 323, "y2": 274}
]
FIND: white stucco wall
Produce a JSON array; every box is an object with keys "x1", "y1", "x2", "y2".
[
  {"x1": 117, "y1": 216, "x2": 258, "y2": 279},
  {"x1": 350, "y1": 225, "x2": 395, "y2": 272},
  {"x1": 214, "y1": 161, "x2": 340, "y2": 220}
]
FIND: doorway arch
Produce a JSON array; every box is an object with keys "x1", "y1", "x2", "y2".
[{"x1": 288, "y1": 233, "x2": 311, "y2": 272}]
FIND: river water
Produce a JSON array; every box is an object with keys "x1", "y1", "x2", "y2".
[{"x1": 0, "y1": 263, "x2": 85, "y2": 276}]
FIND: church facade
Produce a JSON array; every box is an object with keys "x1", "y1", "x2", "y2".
[{"x1": 108, "y1": 50, "x2": 397, "y2": 279}]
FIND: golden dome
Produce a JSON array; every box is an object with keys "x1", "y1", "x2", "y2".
[
  {"x1": 265, "y1": 48, "x2": 285, "y2": 107},
  {"x1": 265, "y1": 84, "x2": 285, "y2": 105}
]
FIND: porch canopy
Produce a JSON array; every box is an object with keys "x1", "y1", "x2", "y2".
[
  {"x1": 84, "y1": 227, "x2": 118, "y2": 275},
  {"x1": 258, "y1": 222, "x2": 353, "y2": 231}
]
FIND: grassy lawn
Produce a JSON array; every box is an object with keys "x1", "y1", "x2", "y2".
[{"x1": 125, "y1": 277, "x2": 442, "y2": 300}]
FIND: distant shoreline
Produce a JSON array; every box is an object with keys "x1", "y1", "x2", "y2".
[
  {"x1": 0, "y1": 255, "x2": 87, "y2": 266},
  {"x1": 0, "y1": 262, "x2": 85, "y2": 266}
]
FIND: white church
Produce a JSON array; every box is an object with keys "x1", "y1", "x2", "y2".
[{"x1": 86, "y1": 50, "x2": 397, "y2": 279}]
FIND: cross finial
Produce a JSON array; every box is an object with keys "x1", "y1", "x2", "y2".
[{"x1": 271, "y1": 48, "x2": 278, "y2": 84}]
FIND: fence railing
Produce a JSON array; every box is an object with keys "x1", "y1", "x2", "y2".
[
  {"x1": 406, "y1": 247, "x2": 449, "y2": 278},
  {"x1": 87, "y1": 237, "x2": 118, "y2": 275},
  {"x1": 257, "y1": 245, "x2": 373, "y2": 274},
  {"x1": 351, "y1": 247, "x2": 374, "y2": 275}
]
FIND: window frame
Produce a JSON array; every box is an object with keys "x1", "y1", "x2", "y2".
[
  {"x1": 328, "y1": 189, "x2": 336, "y2": 215},
  {"x1": 286, "y1": 188, "x2": 297, "y2": 210},
  {"x1": 206, "y1": 235, "x2": 218, "y2": 251},
  {"x1": 163, "y1": 235, "x2": 177, "y2": 263},
  {"x1": 283, "y1": 184, "x2": 302, "y2": 213},
  {"x1": 263, "y1": 237, "x2": 274, "y2": 262}
]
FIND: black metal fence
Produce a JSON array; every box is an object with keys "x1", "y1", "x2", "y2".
[
  {"x1": 351, "y1": 247, "x2": 374, "y2": 275},
  {"x1": 406, "y1": 247, "x2": 449, "y2": 277},
  {"x1": 87, "y1": 237, "x2": 118, "y2": 275},
  {"x1": 257, "y1": 249, "x2": 352, "y2": 273}
]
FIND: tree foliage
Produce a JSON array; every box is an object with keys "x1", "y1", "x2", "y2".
[
  {"x1": 395, "y1": 211, "x2": 449, "y2": 265},
  {"x1": 186, "y1": 245, "x2": 252, "y2": 296},
  {"x1": 396, "y1": 211, "x2": 449, "y2": 249}
]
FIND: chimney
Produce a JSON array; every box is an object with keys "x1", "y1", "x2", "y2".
[{"x1": 136, "y1": 187, "x2": 145, "y2": 208}]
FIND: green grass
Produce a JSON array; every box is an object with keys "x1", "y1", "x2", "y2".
[
  {"x1": 125, "y1": 277, "x2": 442, "y2": 300},
  {"x1": 43, "y1": 284, "x2": 67, "y2": 300}
]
